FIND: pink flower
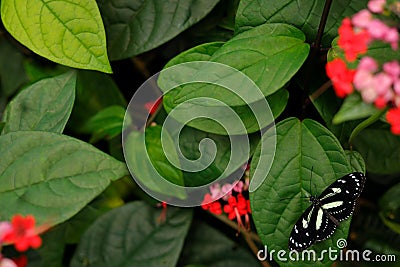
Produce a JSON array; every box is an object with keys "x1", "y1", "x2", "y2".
[
  {"x1": 383, "y1": 61, "x2": 400, "y2": 80},
  {"x1": 0, "y1": 222, "x2": 12, "y2": 242},
  {"x1": 394, "y1": 95, "x2": 400, "y2": 107},
  {"x1": 209, "y1": 183, "x2": 223, "y2": 200},
  {"x1": 221, "y1": 184, "x2": 233, "y2": 201},
  {"x1": 373, "y1": 72, "x2": 392, "y2": 95},
  {"x1": 354, "y1": 70, "x2": 374, "y2": 91},
  {"x1": 394, "y1": 79, "x2": 400, "y2": 95},
  {"x1": 0, "y1": 258, "x2": 17, "y2": 267},
  {"x1": 367, "y1": 19, "x2": 390, "y2": 39},
  {"x1": 352, "y1": 10, "x2": 372, "y2": 28},
  {"x1": 359, "y1": 57, "x2": 378, "y2": 72},
  {"x1": 361, "y1": 87, "x2": 378, "y2": 103},
  {"x1": 368, "y1": 0, "x2": 386, "y2": 13},
  {"x1": 384, "y1": 28, "x2": 399, "y2": 50},
  {"x1": 233, "y1": 181, "x2": 244, "y2": 193}
]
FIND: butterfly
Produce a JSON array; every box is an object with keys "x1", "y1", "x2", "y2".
[{"x1": 288, "y1": 172, "x2": 366, "y2": 251}]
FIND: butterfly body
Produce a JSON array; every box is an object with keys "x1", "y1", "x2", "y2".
[{"x1": 288, "y1": 172, "x2": 366, "y2": 251}]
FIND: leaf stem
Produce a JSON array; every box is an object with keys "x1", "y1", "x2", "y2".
[{"x1": 348, "y1": 108, "x2": 387, "y2": 146}]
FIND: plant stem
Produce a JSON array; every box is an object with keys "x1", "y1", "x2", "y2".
[
  {"x1": 348, "y1": 108, "x2": 387, "y2": 146},
  {"x1": 211, "y1": 212, "x2": 262, "y2": 243},
  {"x1": 314, "y1": 0, "x2": 333, "y2": 51},
  {"x1": 210, "y1": 213, "x2": 270, "y2": 267},
  {"x1": 309, "y1": 80, "x2": 332, "y2": 102}
]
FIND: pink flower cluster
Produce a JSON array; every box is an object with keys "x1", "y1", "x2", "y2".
[
  {"x1": 352, "y1": 3, "x2": 398, "y2": 51},
  {"x1": 201, "y1": 165, "x2": 252, "y2": 231},
  {"x1": 354, "y1": 57, "x2": 400, "y2": 108},
  {"x1": 327, "y1": 0, "x2": 400, "y2": 134}
]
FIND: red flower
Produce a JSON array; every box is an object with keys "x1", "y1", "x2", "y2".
[
  {"x1": 201, "y1": 194, "x2": 222, "y2": 215},
  {"x1": 387, "y1": 107, "x2": 400, "y2": 134},
  {"x1": 338, "y1": 18, "x2": 371, "y2": 61},
  {"x1": 144, "y1": 97, "x2": 162, "y2": 115},
  {"x1": 2, "y1": 215, "x2": 42, "y2": 252},
  {"x1": 223, "y1": 194, "x2": 249, "y2": 220},
  {"x1": 326, "y1": 58, "x2": 356, "y2": 97},
  {"x1": 12, "y1": 256, "x2": 27, "y2": 267}
]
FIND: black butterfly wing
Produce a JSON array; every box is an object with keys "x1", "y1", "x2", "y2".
[
  {"x1": 288, "y1": 205, "x2": 318, "y2": 251},
  {"x1": 315, "y1": 208, "x2": 337, "y2": 241},
  {"x1": 318, "y1": 172, "x2": 366, "y2": 222},
  {"x1": 289, "y1": 172, "x2": 366, "y2": 251}
]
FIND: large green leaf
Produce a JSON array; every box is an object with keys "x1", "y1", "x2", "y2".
[
  {"x1": 70, "y1": 201, "x2": 193, "y2": 267},
  {"x1": 0, "y1": 131, "x2": 128, "y2": 225},
  {"x1": 353, "y1": 126, "x2": 400, "y2": 174},
  {"x1": 159, "y1": 25, "x2": 300, "y2": 134},
  {"x1": 235, "y1": 0, "x2": 368, "y2": 47},
  {"x1": 97, "y1": 0, "x2": 220, "y2": 60},
  {"x1": 0, "y1": 37, "x2": 29, "y2": 97},
  {"x1": 179, "y1": 222, "x2": 259, "y2": 266},
  {"x1": 1, "y1": 71, "x2": 76, "y2": 134},
  {"x1": 160, "y1": 23, "x2": 309, "y2": 106},
  {"x1": 250, "y1": 118, "x2": 352, "y2": 267},
  {"x1": 1, "y1": 0, "x2": 111, "y2": 73}
]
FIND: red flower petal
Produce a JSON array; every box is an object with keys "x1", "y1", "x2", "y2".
[
  {"x1": 3, "y1": 215, "x2": 42, "y2": 252},
  {"x1": 387, "y1": 108, "x2": 400, "y2": 134}
]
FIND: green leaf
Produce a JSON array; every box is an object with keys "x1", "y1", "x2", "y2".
[
  {"x1": 2, "y1": 71, "x2": 76, "y2": 134},
  {"x1": 160, "y1": 23, "x2": 309, "y2": 106},
  {"x1": 210, "y1": 23, "x2": 309, "y2": 97},
  {"x1": 179, "y1": 222, "x2": 260, "y2": 266},
  {"x1": 124, "y1": 127, "x2": 186, "y2": 200},
  {"x1": 0, "y1": 36, "x2": 29, "y2": 96},
  {"x1": 235, "y1": 0, "x2": 368, "y2": 47},
  {"x1": 178, "y1": 126, "x2": 260, "y2": 187},
  {"x1": 380, "y1": 183, "x2": 400, "y2": 235},
  {"x1": 159, "y1": 25, "x2": 299, "y2": 134},
  {"x1": 353, "y1": 126, "x2": 400, "y2": 174},
  {"x1": 70, "y1": 201, "x2": 193, "y2": 267},
  {"x1": 84, "y1": 105, "x2": 125, "y2": 143},
  {"x1": 23, "y1": 60, "x2": 68, "y2": 84},
  {"x1": 345, "y1": 150, "x2": 366, "y2": 174},
  {"x1": 97, "y1": 0, "x2": 220, "y2": 60},
  {"x1": 0, "y1": 131, "x2": 128, "y2": 226},
  {"x1": 1, "y1": 0, "x2": 112, "y2": 73},
  {"x1": 250, "y1": 118, "x2": 351, "y2": 267},
  {"x1": 164, "y1": 42, "x2": 225, "y2": 68},
  {"x1": 68, "y1": 70, "x2": 126, "y2": 133},
  {"x1": 145, "y1": 126, "x2": 185, "y2": 188},
  {"x1": 333, "y1": 93, "x2": 380, "y2": 124}
]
